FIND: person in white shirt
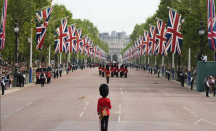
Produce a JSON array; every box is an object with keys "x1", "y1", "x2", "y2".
[
  {"x1": 190, "y1": 75, "x2": 194, "y2": 90},
  {"x1": 206, "y1": 78, "x2": 210, "y2": 97},
  {"x1": 1, "y1": 77, "x2": 5, "y2": 95},
  {"x1": 202, "y1": 55, "x2": 207, "y2": 62}
]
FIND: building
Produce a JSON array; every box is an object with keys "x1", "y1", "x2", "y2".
[{"x1": 100, "y1": 31, "x2": 130, "y2": 63}]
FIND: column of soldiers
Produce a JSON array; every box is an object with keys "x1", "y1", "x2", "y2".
[{"x1": 98, "y1": 64, "x2": 129, "y2": 84}]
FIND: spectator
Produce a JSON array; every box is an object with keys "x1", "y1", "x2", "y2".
[
  {"x1": 203, "y1": 77, "x2": 207, "y2": 91},
  {"x1": 202, "y1": 54, "x2": 207, "y2": 62},
  {"x1": 206, "y1": 77, "x2": 210, "y2": 97},
  {"x1": 212, "y1": 76, "x2": 215, "y2": 97}
]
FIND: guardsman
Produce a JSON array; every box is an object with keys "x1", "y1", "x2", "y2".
[
  {"x1": 106, "y1": 65, "x2": 110, "y2": 84},
  {"x1": 124, "y1": 66, "x2": 128, "y2": 78},
  {"x1": 116, "y1": 65, "x2": 119, "y2": 77},
  {"x1": 99, "y1": 64, "x2": 102, "y2": 75},
  {"x1": 55, "y1": 68, "x2": 59, "y2": 78},
  {"x1": 97, "y1": 84, "x2": 112, "y2": 131},
  {"x1": 39, "y1": 71, "x2": 46, "y2": 87},
  {"x1": 122, "y1": 65, "x2": 125, "y2": 77},
  {"x1": 46, "y1": 70, "x2": 51, "y2": 84},
  {"x1": 151, "y1": 67, "x2": 153, "y2": 74},
  {"x1": 120, "y1": 65, "x2": 123, "y2": 77},
  {"x1": 110, "y1": 65, "x2": 114, "y2": 77},
  {"x1": 157, "y1": 68, "x2": 160, "y2": 78},
  {"x1": 1, "y1": 77, "x2": 5, "y2": 95},
  {"x1": 102, "y1": 65, "x2": 105, "y2": 77}
]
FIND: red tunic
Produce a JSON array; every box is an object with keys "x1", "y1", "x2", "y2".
[
  {"x1": 99, "y1": 67, "x2": 102, "y2": 71},
  {"x1": 103, "y1": 68, "x2": 106, "y2": 72},
  {"x1": 124, "y1": 68, "x2": 128, "y2": 73},
  {"x1": 106, "y1": 70, "x2": 110, "y2": 77},
  {"x1": 97, "y1": 97, "x2": 112, "y2": 116}
]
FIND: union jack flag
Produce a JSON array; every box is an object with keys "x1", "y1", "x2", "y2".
[
  {"x1": 142, "y1": 30, "x2": 150, "y2": 56},
  {"x1": 149, "y1": 25, "x2": 157, "y2": 56},
  {"x1": 66, "y1": 24, "x2": 76, "y2": 53},
  {"x1": 88, "y1": 40, "x2": 93, "y2": 57},
  {"x1": 83, "y1": 35, "x2": 88, "y2": 55},
  {"x1": 165, "y1": 9, "x2": 183, "y2": 55},
  {"x1": 36, "y1": 7, "x2": 53, "y2": 50},
  {"x1": 54, "y1": 19, "x2": 68, "y2": 54},
  {"x1": 156, "y1": 19, "x2": 167, "y2": 56},
  {"x1": 75, "y1": 28, "x2": 82, "y2": 53},
  {"x1": 0, "y1": 0, "x2": 8, "y2": 51},
  {"x1": 208, "y1": 0, "x2": 216, "y2": 51}
]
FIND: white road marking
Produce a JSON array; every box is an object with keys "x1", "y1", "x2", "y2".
[
  {"x1": 86, "y1": 102, "x2": 89, "y2": 105},
  {"x1": 4, "y1": 113, "x2": 13, "y2": 118},
  {"x1": 194, "y1": 119, "x2": 216, "y2": 126},
  {"x1": 83, "y1": 107, "x2": 86, "y2": 111},
  {"x1": 158, "y1": 89, "x2": 169, "y2": 96},
  {"x1": 80, "y1": 112, "x2": 84, "y2": 117},
  {"x1": 183, "y1": 107, "x2": 198, "y2": 117},
  {"x1": 26, "y1": 103, "x2": 32, "y2": 106},
  {"x1": 17, "y1": 107, "x2": 24, "y2": 112}
]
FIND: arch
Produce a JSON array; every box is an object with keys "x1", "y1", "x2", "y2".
[
  {"x1": 107, "y1": 55, "x2": 111, "y2": 62},
  {"x1": 112, "y1": 54, "x2": 118, "y2": 62}
]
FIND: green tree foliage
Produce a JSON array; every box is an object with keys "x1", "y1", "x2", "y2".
[
  {"x1": 0, "y1": 0, "x2": 108, "y2": 66},
  {"x1": 123, "y1": 0, "x2": 214, "y2": 68}
]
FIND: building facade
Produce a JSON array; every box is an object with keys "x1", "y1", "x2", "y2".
[{"x1": 100, "y1": 31, "x2": 130, "y2": 63}]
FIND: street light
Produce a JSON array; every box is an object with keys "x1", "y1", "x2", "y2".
[
  {"x1": 198, "y1": 21, "x2": 205, "y2": 61},
  {"x1": 13, "y1": 18, "x2": 20, "y2": 87}
]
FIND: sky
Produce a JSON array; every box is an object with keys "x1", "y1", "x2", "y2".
[{"x1": 53, "y1": 0, "x2": 161, "y2": 35}]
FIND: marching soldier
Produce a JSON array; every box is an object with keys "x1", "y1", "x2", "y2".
[
  {"x1": 110, "y1": 65, "x2": 114, "y2": 77},
  {"x1": 120, "y1": 65, "x2": 123, "y2": 77},
  {"x1": 106, "y1": 65, "x2": 110, "y2": 84},
  {"x1": 125, "y1": 66, "x2": 128, "y2": 78},
  {"x1": 46, "y1": 70, "x2": 51, "y2": 84},
  {"x1": 99, "y1": 64, "x2": 102, "y2": 75},
  {"x1": 116, "y1": 65, "x2": 119, "y2": 77},
  {"x1": 97, "y1": 84, "x2": 112, "y2": 131},
  {"x1": 158, "y1": 68, "x2": 160, "y2": 78},
  {"x1": 122, "y1": 65, "x2": 125, "y2": 77},
  {"x1": 39, "y1": 71, "x2": 46, "y2": 87},
  {"x1": 102, "y1": 65, "x2": 105, "y2": 77}
]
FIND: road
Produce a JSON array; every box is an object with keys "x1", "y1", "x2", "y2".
[{"x1": 1, "y1": 67, "x2": 216, "y2": 131}]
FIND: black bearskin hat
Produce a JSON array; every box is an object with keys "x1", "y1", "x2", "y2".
[
  {"x1": 99, "y1": 84, "x2": 109, "y2": 97},
  {"x1": 125, "y1": 66, "x2": 127, "y2": 69},
  {"x1": 106, "y1": 65, "x2": 109, "y2": 70},
  {"x1": 102, "y1": 64, "x2": 104, "y2": 68},
  {"x1": 99, "y1": 64, "x2": 101, "y2": 67}
]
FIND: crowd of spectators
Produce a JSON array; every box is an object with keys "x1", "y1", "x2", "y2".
[{"x1": 204, "y1": 75, "x2": 216, "y2": 97}]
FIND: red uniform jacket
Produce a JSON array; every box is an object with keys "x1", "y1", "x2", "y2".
[
  {"x1": 106, "y1": 70, "x2": 110, "y2": 77},
  {"x1": 97, "y1": 97, "x2": 112, "y2": 116},
  {"x1": 113, "y1": 67, "x2": 116, "y2": 72},
  {"x1": 46, "y1": 72, "x2": 51, "y2": 78},
  {"x1": 102, "y1": 68, "x2": 106, "y2": 72},
  {"x1": 116, "y1": 68, "x2": 119, "y2": 73},
  {"x1": 124, "y1": 68, "x2": 128, "y2": 73},
  {"x1": 99, "y1": 67, "x2": 102, "y2": 71}
]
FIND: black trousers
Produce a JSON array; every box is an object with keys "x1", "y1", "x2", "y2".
[
  {"x1": 2, "y1": 85, "x2": 5, "y2": 95},
  {"x1": 99, "y1": 71, "x2": 101, "y2": 75},
  {"x1": 107, "y1": 77, "x2": 109, "y2": 84},
  {"x1": 56, "y1": 73, "x2": 58, "y2": 78},
  {"x1": 60, "y1": 71, "x2": 62, "y2": 77},
  {"x1": 168, "y1": 74, "x2": 170, "y2": 80},
  {"x1": 41, "y1": 78, "x2": 45, "y2": 87},
  {"x1": 101, "y1": 116, "x2": 109, "y2": 131},
  {"x1": 206, "y1": 85, "x2": 209, "y2": 97},
  {"x1": 116, "y1": 73, "x2": 118, "y2": 77},
  {"x1": 111, "y1": 72, "x2": 113, "y2": 77},
  {"x1": 158, "y1": 72, "x2": 160, "y2": 78},
  {"x1": 47, "y1": 78, "x2": 50, "y2": 84},
  {"x1": 102, "y1": 72, "x2": 104, "y2": 77},
  {"x1": 120, "y1": 72, "x2": 122, "y2": 77},
  {"x1": 191, "y1": 81, "x2": 194, "y2": 90},
  {"x1": 125, "y1": 73, "x2": 127, "y2": 78},
  {"x1": 213, "y1": 85, "x2": 216, "y2": 97}
]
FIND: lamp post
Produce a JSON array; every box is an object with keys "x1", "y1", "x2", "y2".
[
  {"x1": 199, "y1": 21, "x2": 205, "y2": 60},
  {"x1": 13, "y1": 18, "x2": 19, "y2": 87}
]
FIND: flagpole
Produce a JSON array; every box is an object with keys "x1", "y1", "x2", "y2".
[
  {"x1": 188, "y1": 47, "x2": 191, "y2": 85},
  {"x1": 162, "y1": 56, "x2": 164, "y2": 76},
  {"x1": 172, "y1": 53, "x2": 175, "y2": 80},
  {"x1": 77, "y1": 53, "x2": 79, "y2": 69},
  {"x1": 49, "y1": 45, "x2": 51, "y2": 66},
  {"x1": 60, "y1": 53, "x2": 62, "y2": 65},
  {"x1": 29, "y1": 20, "x2": 33, "y2": 83}
]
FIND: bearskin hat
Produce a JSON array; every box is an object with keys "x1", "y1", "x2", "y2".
[{"x1": 99, "y1": 84, "x2": 109, "y2": 97}]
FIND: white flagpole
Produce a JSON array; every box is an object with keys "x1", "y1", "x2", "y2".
[
  {"x1": 172, "y1": 53, "x2": 175, "y2": 79},
  {"x1": 188, "y1": 47, "x2": 191, "y2": 85},
  {"x1": 60, "y1": 53, "x2": 62, "y2": 64},
  {"x1": 49, "y1": 45, "x2": 51, "y2": 66}
]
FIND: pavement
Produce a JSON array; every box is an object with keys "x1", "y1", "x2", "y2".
[{"x1": 1, "y1": 67, "x2": 216, "y2": 131}]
